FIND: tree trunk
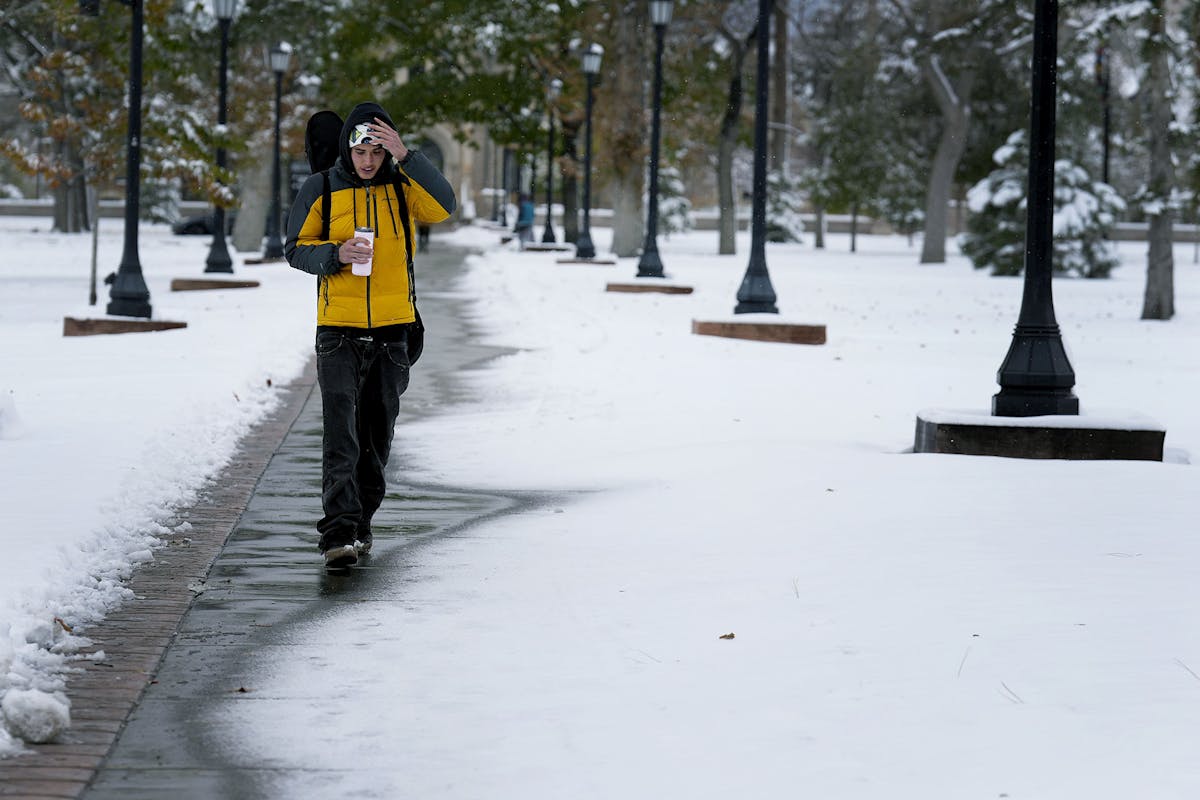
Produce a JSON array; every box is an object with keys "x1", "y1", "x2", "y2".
[
  {"x1": 602, "y1": 5, "x2": 648, "y2": 257},
  {"x1": 611, "y1": 186, "x2": 642, "y2": 256},
  {"x1": 769, "y1": 2, "x2": 790, "y2": 174},
  {"x1": 718, "y1": 36, "x2": 752, "y2": 256},
  {"x1": 52, "y1": 141, "x2": 89, "y2": 234},
  {"x1": 919, "y1": 54, "x2": 972, "y2": 264},
  {"x1": 1141, "y1": 3, "x2": 1175, "y2": 320},
  {"x1": 850, "y1": 201, "x2": 858, "y2": 252},
  {"x1": 53, "y1": 180, "x2": 88, "y2": 234},
  {"x1": 232, "y1": 155, "x2": 271, "y2": 253},
  {"x1": 814, "y1": 206, "x2": 825, "y2": 249}
]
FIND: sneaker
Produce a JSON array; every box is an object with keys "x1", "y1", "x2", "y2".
[
  {"x1": 354, "y1": 525, "x2": 373, "y2": 555},
  {"x1": 323, "y1": 544, "x2": 358, "y2": 568}
]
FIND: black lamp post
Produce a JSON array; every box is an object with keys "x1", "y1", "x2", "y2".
[
  {"x1": 262, "y1": 41, "x2": 291, "y2": 261},
  {"x1": 637, "y1": 0, "x2": 673, "y2": 278},
  {"x1": 575, "y1": 43, "x2": 603, "y2": 260},
  {"x1": 542, "y1": 78, "x2": 562, "y2": 243},
  {"x1": 500, "y1": 147, "x2": 510, "y2": 226},
  {"x1": 204, "y1": 0, "x2": 236, "y2": 273},
  {"x1": 101, "y1": 0, "x2": 152, "y2": 317},
  {"x1": 993, "y1": 0, "x2": 1077, "y2": 417},
  {"x1": 491, "y1": 140, "x2": 500, "y2": 223},
  {"x1": 734, "y1": 0, "x2": 778, "y2": 314}
]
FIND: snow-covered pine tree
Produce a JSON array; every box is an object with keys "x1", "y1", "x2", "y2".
[
  {"x1": 654, "y1": 164, "x2": 693, "y2": 238},
  {"x1": 961, "y1": 130, "x2": 1124, "y2": 277},
  {"x1": 765, "y1": 170, "x2": 803, "y2": 242}
]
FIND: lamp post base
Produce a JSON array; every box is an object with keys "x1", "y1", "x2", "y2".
[
  {"x1": 575, "y1": 231, "x2": 596, "y2": 260},
  {"x1": 106, "y1": 265, "x2": 152, "y2": 319},
  {"x1": 993, "y1": 326, "x2": 1078, "y2": 416},
  {"x1": 992, "y1": 390, "x2": 1079, "y2": 417},
  {"x1": 607, "y1": 282, "x2": 693, "y2": 294},
  {"x1": 636, "y1": 245, "x2": 664, "y2": 278},
  {"x1": 105, "y1": 298, "x2": 153, "y2": 319},
  {"x1": 692, "y1": 319, "x2": 824, "y2": 345},
  {"x1": 204, "y1": 240, "x2": 233, "y2": 273},
  {"x1": 734, "y1": 297, "x2": 778, "y2": 314},
  {"x1": 915, "y1": 409, "x2": 1162, "y2": 461},
  {"x1": 64, "y1": 317, "x2": 186, "y2": 336},
  {"x1": 734, "y1": 252, "x2": 778, "y2": 314}
]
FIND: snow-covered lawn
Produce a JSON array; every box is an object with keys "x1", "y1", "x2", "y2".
[{"x1": 0, "y1": 217, "x2": 313, "y2": 752}]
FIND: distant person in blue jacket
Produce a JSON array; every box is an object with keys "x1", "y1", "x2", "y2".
[{"x1": 512, "y1": 192, "x2": 535, "y2": 248}]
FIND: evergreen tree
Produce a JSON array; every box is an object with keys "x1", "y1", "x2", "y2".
[
  {"x1": 873, "y1": 154, "x2": 925, "y2": 244},
  {"x1": 1078, "y1": 0, "x2": 1197, "y2": 318},
  {"x1": 962, "y1": 131, "x2": 1123, "y2": 278},
  {"x1": 961, "y1": 4, "x2": 1134, "y2": 279},
  {"x1": 765, "y1": 170, "x2": 803, "y2": 243},
  {"x1": 655, "y1": 163, "x2": 693, "y2": 238}
]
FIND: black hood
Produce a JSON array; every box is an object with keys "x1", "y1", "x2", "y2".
[{"x1": 338, "y1": 102, "x2": 399, "y2": 183}]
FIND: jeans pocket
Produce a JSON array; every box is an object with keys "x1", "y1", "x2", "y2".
[
  {"x1": 383, "y1": 340, "x2": 411, "y2": 369},
  {"x1": 315, "y1": 331, "x2": 345, "y2": 357}
]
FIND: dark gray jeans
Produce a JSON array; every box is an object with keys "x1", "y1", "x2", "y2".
[{"x1": 315, "y1": 330, "x2": 411, "y2": 551}]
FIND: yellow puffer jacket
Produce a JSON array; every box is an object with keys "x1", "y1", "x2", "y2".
[{"x1": 285, "y1": 151, "x2": 455, "y2": 328}]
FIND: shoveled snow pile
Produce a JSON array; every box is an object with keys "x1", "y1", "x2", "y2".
[{"x1": 0, "y1": 688, "x2": 71, "y2": 744}]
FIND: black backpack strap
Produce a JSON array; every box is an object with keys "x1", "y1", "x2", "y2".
[
  {"x1": 392, "y1": 172, "x2": 416, "y2": 303},
  {"x1": 317, "y1": 169, "x2": 333, "y2": 310},
  {"x1": 320, "y1": 169, "x2": 332, "y2": 241},
  {"x1": 392, "y1": 170, "x2": 424, "y2": 364},
  {"x1": 392, "y1": 173, "x2": 412, "y2": 268}
]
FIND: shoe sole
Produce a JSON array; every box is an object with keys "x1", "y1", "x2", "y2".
[{"x1": 323, "y1": 544, "x2": 358, "y2": 568}]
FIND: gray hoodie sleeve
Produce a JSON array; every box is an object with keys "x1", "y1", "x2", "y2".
[
  {"x1": 399, "y1": 150, "x2": 457, "y2": 217},
  {"x1": 284, "y1": 172, "x2": 342, "y2": 276}
]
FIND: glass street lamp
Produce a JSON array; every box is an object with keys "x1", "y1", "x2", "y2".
[
  {"x1": 262, "y1": 41, "x2": 292, "y2": 261},
  {"x1": 575, "y1": 43, "x2": 603, "y2": 260},
  {"x1": 637, "y1": 0, "x2": 673, "y2": 278},
  {"x1": 204, "y1": 0, "x2": 237, "y2": 273},
  {"x1": 734, "y1": 0, "x2": 778, "y2": 314},
  {"x1": 542, "y1": 78, "x2": 563, "y2": 243}
]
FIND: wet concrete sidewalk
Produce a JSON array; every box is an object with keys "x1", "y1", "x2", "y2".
[{"x1": 0, "y1": 242, "x2": 531, "y2": 799}]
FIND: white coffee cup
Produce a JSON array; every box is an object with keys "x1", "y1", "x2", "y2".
[{"x1": 351, "y1": 226, "x2": 374, "y2": 276}]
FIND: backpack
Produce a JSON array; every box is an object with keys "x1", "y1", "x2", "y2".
[{"x1": 303, "y1": 110, "x2": 424, "y2": 365}]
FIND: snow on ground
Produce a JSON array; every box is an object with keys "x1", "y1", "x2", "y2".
[
  {"x1": 3, "y1": 211, "x2": 1199, "y2": 797},
  {"x1": 0, "y1": 217, "x2": 314, "y2": 754},
  {"x1": 227, "y1": 224, "x2": 1199, "y2": 798}
]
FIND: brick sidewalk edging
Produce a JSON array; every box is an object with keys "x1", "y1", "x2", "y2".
[{"x1": 0, "y1": 359, "x2": 317, "y2": 800}]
